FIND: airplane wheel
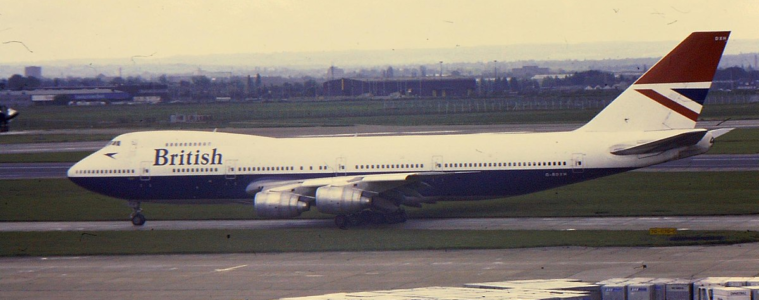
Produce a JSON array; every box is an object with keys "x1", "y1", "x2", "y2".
[
  {"x1": 334, "y1": 215, "x2": 348, "y2": 229},
  {"x1": 131, "y1": 213, "x2": 146, "y2": 226}
]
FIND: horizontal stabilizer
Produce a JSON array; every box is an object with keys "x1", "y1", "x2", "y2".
[
  {"x1": 709, "y1": 128, "x2": 734, "y2": 139},
  {"x1": 611, "y1": 130, "x2": 707, "y2": 155}
]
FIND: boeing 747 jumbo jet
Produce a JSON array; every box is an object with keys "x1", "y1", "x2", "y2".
[{"x1": 69, "y1": 31, "x2": 732, "y2": 228}]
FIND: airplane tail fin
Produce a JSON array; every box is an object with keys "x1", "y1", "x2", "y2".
[{"x1": 578, "y1": 31, "x2": 730, "y2": 132}]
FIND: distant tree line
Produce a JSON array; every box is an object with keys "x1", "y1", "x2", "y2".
[
  {"x1": 3, "y1": 74, "x2": 42, "y2": 90},
  {"x1": 540, "y1": 70, "x2": 636, "y2": 89},
  {"x1": 713, "y1": 67, "x2": 759, "y2": 90},
  {"x1": 2, "y1": 66, "x2": 757, "y2": 101}
]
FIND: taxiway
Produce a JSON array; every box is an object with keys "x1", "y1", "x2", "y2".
[
  {"x1": 2, "y1": 215, "x2": 759, "y2": 232},
  {"x1": 2, "y1": 243, "x2": 759, "y2": 300}
]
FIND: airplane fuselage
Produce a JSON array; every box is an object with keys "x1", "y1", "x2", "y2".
[{"x1": 68, "y1": 129, "x2": 711, "y2": 204}]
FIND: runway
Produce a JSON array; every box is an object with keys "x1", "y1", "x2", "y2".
[
  {"x1": 3, "y1": 215, "x2": 759, "y2": 232},
  {"x1": 0, "y1": 141, "x2": 106, "y2": 154},
  {"x1": 2, "y1": 243, "x2": 759, "y2": 300},
  {"x1": 2, "y1": 127, "x2": 757, "y2": 300},
  {"x1": 0, "y1": 162, "x2": 73, "y2": 179},
  {"x1": 1, "y1": 154, "x2": 756, "y2": 180}
]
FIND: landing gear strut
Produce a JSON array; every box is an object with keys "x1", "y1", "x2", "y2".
[
  {"x1": 128, "y1": 201, "x2": 146, "y2": 226},
  {"x1": 334, "y1": 209, "x2": 408, "y2": 229}
]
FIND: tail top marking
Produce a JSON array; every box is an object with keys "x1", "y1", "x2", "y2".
[{"x1": 636, "y1": 31, "x2": 730, "y2": 84}]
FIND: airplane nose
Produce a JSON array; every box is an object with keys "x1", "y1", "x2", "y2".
[{"x1": 67, "y1": 160, "x2": 82, "y2": 178}]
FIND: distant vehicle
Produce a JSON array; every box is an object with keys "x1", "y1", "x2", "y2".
[
  {"x1": 0, "y1": 105, "x2": 19, "y2": 132},
  {"x1": 68, "y1": 32, "x2": 733, "y2": 228}
]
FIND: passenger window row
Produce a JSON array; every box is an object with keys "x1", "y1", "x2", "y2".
[
  {"x1": 237, "y1": 166, "x2": 295, "y2": 172},
  {"x1": 165, "y1": 142, "x2": 212, "y2": 147},
  {"x1": 172, "y1": 168, "x2": 219, "y2": 173},
  {"x1": 235, "y1": 165, "x2": 332, "y2": 172},
  {"x1": 442, "y1": 161, "x2": 568, "y2": 168},
  {"x1": 355, "y1": 164, "x2": 424, "y2": 170},
  {"x1": 74, "y1": 169, "x2": 135, "y2": 175}
]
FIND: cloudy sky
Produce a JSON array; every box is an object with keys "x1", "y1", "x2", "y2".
[{"x1": 0, "y1": 0, "x2": 757, "y2": 63}]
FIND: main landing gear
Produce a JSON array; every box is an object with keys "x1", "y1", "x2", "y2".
[
  {"x1": 128, "y1": 201, "x2": 146, "y2": 226},
  {"x1": 334, "y1": 209, "x2": 408, "y2": 229}
]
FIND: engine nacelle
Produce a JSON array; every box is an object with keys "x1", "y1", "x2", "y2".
[
  {"x1": 254, "y1": 191, "x2": 310, "y2": 218},
  {"x1": 315, "y1": 186, "x2": 372, "y2": 215}
]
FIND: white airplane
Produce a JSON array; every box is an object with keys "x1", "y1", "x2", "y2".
[{"x1": 68, "y1": 31, "x2": 732, "y2": 228}]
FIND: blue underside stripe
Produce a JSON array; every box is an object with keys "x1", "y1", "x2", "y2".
[{"x1": 69, "y1": 168, "x2": 634, "y2": 204}]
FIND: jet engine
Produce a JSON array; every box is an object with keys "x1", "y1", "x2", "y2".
[
  {"x1": 254, "y1": 191, "x2": 310, "y2": 218},
  {"x1": 315, "y1": 186, "x2": 372, "y2": 215},
  {"x1": 0, "y1": 106, "x2": 18, "y2": 132}
]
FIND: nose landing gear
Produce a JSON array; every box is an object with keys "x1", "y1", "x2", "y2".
[{"x1": 128, "y1": 201, "x2": 146, "y2": 226}]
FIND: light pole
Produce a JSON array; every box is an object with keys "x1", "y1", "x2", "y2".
[
  {"x1": 494, "y1": 60, "x2": 498, "y2": 79},
  {"x1": 493, "y1": 60, "x2": 498, "y2": 95},
  {"x1": 439, "y1": 61, "x2": 443, "y2": 78}
]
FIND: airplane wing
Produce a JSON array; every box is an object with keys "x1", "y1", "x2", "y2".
[
  {"x1": 247, "y1": 171, "x2": 456, "y2": 214},
  {"x1": 611, "y1": 129, "x2": 711, "y2": 155},
  {"x1": 251, "y1": 172, "x2": 445, "y2": 195}
]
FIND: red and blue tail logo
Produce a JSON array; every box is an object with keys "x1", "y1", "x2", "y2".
[{"x1": 581, "y1": 32, "x2": 730, "y2": 132}]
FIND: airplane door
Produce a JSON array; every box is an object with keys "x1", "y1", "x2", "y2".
[
  {"x1": 335, "y1": 157, "x2": 347, "y2": 176},
  {"x1": 572, "y1": 153, "x2": 585, "y2": 173},
  {"x1": 225, "y1": 159, "x2": 237, "y2": 180},
  {"x1": 130, "y1": 139, "x2": 139, "y2": 156},
  {"x1": 140, "y1": 161, "x2": 151, "y2": 181},
  {"x1": 432, "y1": 155, "x2": 443, "y2": 171}
]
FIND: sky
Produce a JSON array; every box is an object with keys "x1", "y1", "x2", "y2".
[{"x1": 0, "y1": 0, "x2": 757, "y2": 64}]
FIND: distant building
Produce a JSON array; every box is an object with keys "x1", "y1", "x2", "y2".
[
  {"x1": 511, "y1": 66, "x2": 549, "y2": 78},
  {"x1": 323, "y1": 78, "x2": 476, "y2": 98},
  {"x1": 25, "y1": 66, "x2": 42, "y2": 78},
  {"x1": 385, "y1": 66, "x2": 394, "y2": 78},
  {"x1": 0, "y1": 84, "x2": 169, "y2": 105},
  {"x1": 326, "y1": 66, "x2": 344, "y2": 79}
]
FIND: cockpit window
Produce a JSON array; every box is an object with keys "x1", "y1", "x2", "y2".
[{"x1": 108, "y1": 141, "x2": 121, "y2": 146}]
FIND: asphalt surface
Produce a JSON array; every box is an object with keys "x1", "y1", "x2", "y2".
[
  {"x1": 2, "y1": 243, "x2": 759, "y2": 300},
  {"x1": 0, "y1": 141, "x2": 105, "y2": 154},
  {"x1": 3, "y1": 215, "x2": 759, "y2": 232},
  {"x1": 0, "y1": 162, "x2": 74, "y2": 179}
]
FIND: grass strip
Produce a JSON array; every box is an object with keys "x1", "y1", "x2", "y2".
[
  {"x1": 707, "y1": 128, "x2": 759, "y2": 154},
  {"x1": 10, "y1": 100, "x2": 757, "y2": 131},
  {"x1": 2, "y1": 229, "x2": 757, "y2": 257},
  {"x1": 1, "y1": 172, "x2": 757, "y2": 222},
  {"x1": 409, "y1": 171, "x2": 759, "y2": 218}
]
